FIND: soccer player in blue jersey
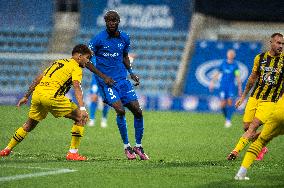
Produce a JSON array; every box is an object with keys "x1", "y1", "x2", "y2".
[
  {"x1": 88, "y1": 74, "x2": 109, "y2": 128},
  {"x1": 209, "y1": 49, "x2": 242, "y2": 127},
  {"x1": 86, "y1": 10, "x2": 149, "y2": 160}
]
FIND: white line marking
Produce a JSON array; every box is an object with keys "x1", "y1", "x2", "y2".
[
  {"x1": 0, "y1": 169, "x2": 76, "y2": 182},
  {"x1": 1, "y1": 165, "x2": 58, "y2": 170}
]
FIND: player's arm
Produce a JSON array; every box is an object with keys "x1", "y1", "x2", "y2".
[
  {"x1": 17, "y1": 73, "x2": 44, "y2": 107},
  {"x1": 240, "y1": 71, "x2": 258, "y2": 98},
  {"x1": 235, "y1": 55, "x2": 260, "y2": 108},
  {"x1": 209, "y1": 72, "x2": 220, "y2": 92},
  {"x1": 235, "y1": 69, "x2": 242, "y2": 97},
  {"x1": 86, "y1": 62, "x2": 115, "y2": 86},
  {"x1": 87, "y1": 38, "x2": 115, "y2": 86},
  {"x1": 123, "y1": 52, "x2": 139, "y2": 86},
  {"x1": 73, "y1": 80, "x2": 88, "y2": 124}
]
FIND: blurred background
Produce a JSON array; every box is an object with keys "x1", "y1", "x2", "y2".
[{"x1": 0, "y1": 0, "x2": 283, "y2": 112}]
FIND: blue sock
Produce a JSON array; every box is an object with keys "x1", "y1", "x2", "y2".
[
  {"x1": 226, "y1": 105, "x2": 234, "y2": 121},
  {"x1": 222, "y1": 107, "x2": 227, "y2": 119},
  {"x1": 89, "y1": 101, "x2": 98, "y2": 120},
  {"x1": 134, "y1": 117, "x2": 144, "y2": 145},
  {"x1": 102, "y1": 105, "x2": 109, "y2": 119},
  {"x1": 116, "y1": 115, "x2": 129, "y2": 144}
]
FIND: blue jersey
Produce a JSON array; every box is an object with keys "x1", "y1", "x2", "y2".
[
  {"x1": 88, "y1": 30, "x2": 130, "y2": 81},
  {"x1": 91, "y1": 74, "x2": 97, "y2": 86},
  {"x1": 218, "y1": 60, "x2": 239, "y2": 89}
]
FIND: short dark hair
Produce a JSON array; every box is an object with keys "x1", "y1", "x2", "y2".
[
  {"x1": 72, "y1": 44, "x2": 92, "y2": 56},
  {"x1": 271, "y1": 33, "x2": 283, "y2": 38},
  {"x1": 104, "y1": 10, "x2": 120, "y2": 22}
]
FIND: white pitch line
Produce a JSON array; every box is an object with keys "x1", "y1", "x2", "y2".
[
  {"x1": 1, "y1": 165, "x2": 59, "y2": 170},
  {"x1": 0, "y1": 168, "x2": 77, "y2": 182}
]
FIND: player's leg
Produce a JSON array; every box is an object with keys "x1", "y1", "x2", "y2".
[
  {"x1": 0, "y1": 118, "x2": 39, "y2": 156},
  {"x1": 50, "y1": 96, "x2": 87, "y2": 161},
  {"x1": 64, "y1": 107, "x2": 87, "y2": 161},
  {"x1": 225, "y1": 98, "x2": 235, "y2": 128},
  {"x1": 99, "y1": 81, "x2": 135, "y2": 159},
  {"x1": 219, "y1": 91, "x2": 228, "y2": 120},
  {"x1": 1, "y1": 93, "x2": 45, "y2": 157},
  {"x1": 120, "y1": 79, "x2": 149, "y2": 160},
  {"x1": 111, "y1": 100, "x2": 136, "y2": 159},
  {"x1": 228, "y1": 99, "x2": 276, "y2": 160},
  {"x1": 125, "y1": 100, "x2": 149, "y2": 160},
  {"x1": 227, "y1": 97, "x2": 257, "y2": 160},
  {"x1": 100, "y1": 103, "x2": 109, "y2": 128},
  {"x1": 249, "y1": 101, "x2": 276, "y2": 160},
  {"x1": 89, "y1": 93, "x2": 98, "y2": 126},
  {"x1": 228, "y1": 117, "x2": 262, "y2": 160},
  {"x1": 235, "y1": 103, "x2": 284, "y2": 180}
]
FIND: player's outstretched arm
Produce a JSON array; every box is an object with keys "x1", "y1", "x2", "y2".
[
  {"x1": 73, "y1": 80, "x2": 88, "y2": 125},
  {"x1": 17, "y1": 73, "x2": 44, "y2": 107},
  {"x1": 235, "y1": 71, "x2": 258, "y2": 108},
  {"x1": 86, "y1": 62, "x2": 115, "y2": 86}
]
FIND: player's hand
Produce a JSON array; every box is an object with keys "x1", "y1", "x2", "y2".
[
  {"x1": 17, "y1": 97, "x2": 29, "y2": 108},
  {"x1": 104, "y1": 76, "x2": 116, "y2": 86},
  {"x1": 235, "y1": 96, "x2": 245, "y2": 109},
  {"x1": 80, "y1": 110, "x2": 89, "y2": 125},
  {"x1": 130, "y1": 73, "x2": 140, "y2": 86}
]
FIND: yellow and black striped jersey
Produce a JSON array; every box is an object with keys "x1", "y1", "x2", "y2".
[
  {"x1": 250, "y1": 52, "x2": 284, "y2": 102},
  {"x1": 34, "y1": 58, "x2": 82, "y2": 97}
]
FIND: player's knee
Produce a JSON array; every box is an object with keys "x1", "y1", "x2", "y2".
[
  {"x1": 243, "y1": 122, "x2": 250, "y2": 131},
  {"x1": 115, "y1": 108, "x2": 125, "y2": 116},
  {"x1": 134, "y1": 109, "x2": 143, "y2": 119},
  {"x1": 246, "y1": 126, "x2": 258, "y2": 140}
]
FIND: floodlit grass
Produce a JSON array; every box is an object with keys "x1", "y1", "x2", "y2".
[{"x1": 1, "y1": 105, "x2": 284, "y2": 187}]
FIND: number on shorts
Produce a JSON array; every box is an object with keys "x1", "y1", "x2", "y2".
[{"x1": 108, "y1": 88, "x2": 116, "y2": 99}]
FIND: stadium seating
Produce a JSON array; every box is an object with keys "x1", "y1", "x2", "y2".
[
  {"x1": 0, "y1": 0, "x2": 53, "y2": 53},
  {"x1": 75, "y1": 28, "x2": 187, "y2": 95},
  {"x1": 0, "y1": 58, "x2": 43, "y2": 93},
  {"x1": 0, "y1": 27, "x2": 51, "y2": 53}
]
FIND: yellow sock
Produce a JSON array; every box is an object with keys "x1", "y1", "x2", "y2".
[
  {"x1": 7, "y1": 127, "x2": 28, "y2": 150},
  {"x1": 70, "y1": 125, "x2": 84, "y2": 150},
  {"x1": 241, "y1": 138, "x2": 264, "y2": 168},
  {"x1": 233, "y1": 137, "x2": 249, "y2": 153}
]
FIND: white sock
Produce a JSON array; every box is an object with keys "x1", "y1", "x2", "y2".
[
  {"x1": 237, "y1": 166, "x2": 247, "y2": 177},
  {"x1": 124, "y1": 143, "x2": 130, "y2": 149},
  {"x1": 69, "y1": 149, "x2": 78, "y2": 153},
  {"x1": 135, "y1": 144, "x2": 142, "y2": 148}
]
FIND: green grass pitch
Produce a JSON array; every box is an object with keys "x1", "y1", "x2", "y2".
[{"x1": 1, "y1": 105, "x2": 284, "y2": 187}]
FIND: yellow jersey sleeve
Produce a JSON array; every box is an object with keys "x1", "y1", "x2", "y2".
[
  {"x1": 252, "y1": 54, "x2": 260, "y2": 73},
  {"x1": 72, "y1": 65, "x2": 83, "y2": 83}
]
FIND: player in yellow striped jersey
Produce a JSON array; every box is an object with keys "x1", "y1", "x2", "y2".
[
  {"x1": 0, "y1": 44, "x2": 92, "y2": 161},
  {"x1": 235, "y1": 95, "x2": 284, "y2": 180},
  {"x1": 227, "y1": 33, "x2": 284, "y2": 161}
]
